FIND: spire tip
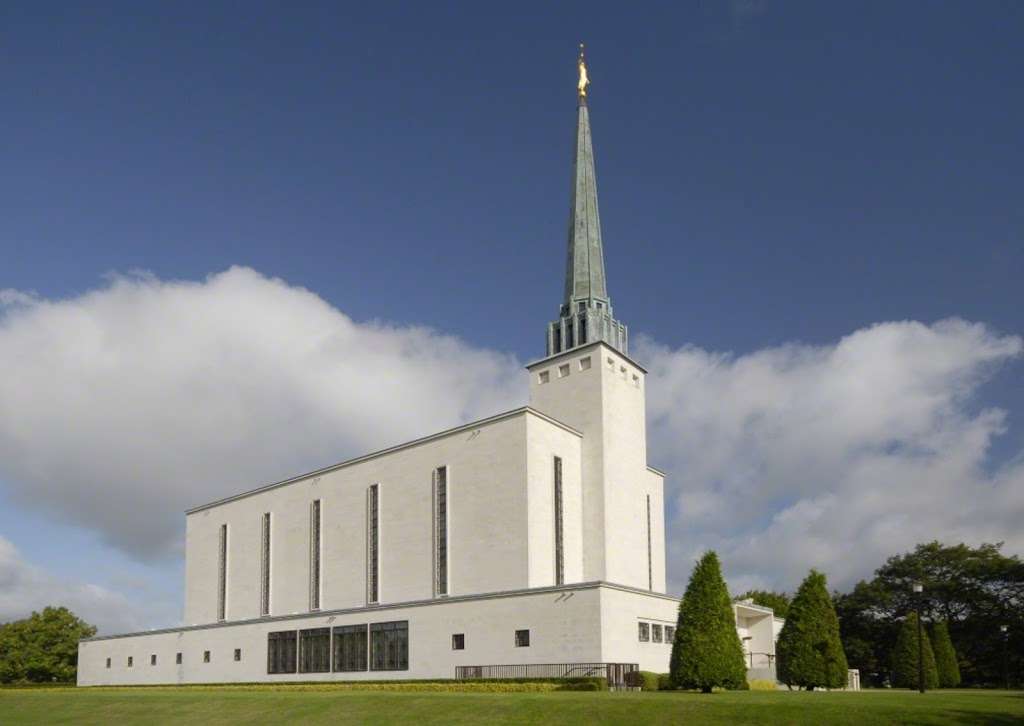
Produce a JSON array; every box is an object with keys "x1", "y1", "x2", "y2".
[{"x1": 577, "y1": 43, "x2": 590, "y2": 101}]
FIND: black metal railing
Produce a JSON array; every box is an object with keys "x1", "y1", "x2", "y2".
[
  {"x1": 746, "y1": 652, "x2": 776, "y2": 669},
  {"x1": 455, "y1": 662, "x2": 638, "y2": 687}
]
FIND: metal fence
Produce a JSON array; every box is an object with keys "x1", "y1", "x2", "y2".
[{"x1": 455, "y1": 662, "x2": 638, "y2": 688}]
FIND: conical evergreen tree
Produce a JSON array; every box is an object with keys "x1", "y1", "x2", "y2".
[
  {"x1": 891, "y1": 612, "x2": 939, "y2": 689},
  {"x1": 669, "y1": 551, "x2": 747, "y2": 692},
  {"x1": 930, "y1": 621, "x2": 961, "y2": 688},
  {"x1": 776, "y1": 570, "x2": 849, "y2": 690}
]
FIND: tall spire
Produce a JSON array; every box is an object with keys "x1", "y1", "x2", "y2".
[{"x1": 546, "y1": 46, "x2": 628, "y2": 357}]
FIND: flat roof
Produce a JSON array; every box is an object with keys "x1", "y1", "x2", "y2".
[
  {"x1": 81, "y1": 580, "x2": 680, "y2": 642},
  {"x1": 185, "y1": 406, "x2": 582, "y2": 515}
]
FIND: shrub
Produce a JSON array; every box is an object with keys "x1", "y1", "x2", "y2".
[
  {"x1": 776, "y1": 570, "x2": 849, "y2": 690},
  {"x1": 657, "y1": 673, "x2": 673, "y2": 691},
  {"x1": 891, "y1": 612, "x2": 939, "y2": 690},
  {"x1": 930, "y1": 621, "x2": 961, "y2": 688},
  {"x1": 669, "y1": 551, "x2": 748, "y2": 693},
  {"x1": 630, "y1": 671, "x2": 660, "y2": 691},
  {"x1": 748, "y1": 679, "x2": 778, "y2": 691}
]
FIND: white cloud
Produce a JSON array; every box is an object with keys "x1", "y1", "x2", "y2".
[
  {"x1": 0, "y1": 267, "x2": 525, "y2": 559},
  {"x1": 0, "y1": 535, "x2": 146, "y2": 634},
  {"x1": 638, "y1": 320, "x2": 1024, "y2": 594},
  {"x1": 1, "y1": 267, "x2": 1022, "y2": 608}
]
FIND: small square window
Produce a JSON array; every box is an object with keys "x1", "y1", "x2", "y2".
[
  {"x1": 633, "y1": 374, "x2": 640, "y2": 387},
  {"x1": 638, "y1": 622, "x2": 650, "y2": 642},
  {"x1": 558, "y1": 364, "x2": 570, "y2": 378},
  {"x1": 652, "y1": 624, "x2": 663, "y2": 643},
  {"x1": 106, "y1": 657, "x2": 111, "y2": 669},
  {"x1": 665, "y1": 626, "x2": 676, "y2": 642},
  {"x1": 150, "y1": 654, "x2": 157, "y2": 666},
  {"x1": 606, "y1": 357, "x2": 615, "y2": 369},
  {"x1": 514, "y1": 629, "x2": 530, "y2": 647},
  {"x1": 234, "y1": 648, "x2": 242, "y2": 661},
  {"x1": 620, "y1": 366, "x2": 627, "y2": 379},
  {"x1": 538, "y1": 370, "x2": 550, "y2": 384},
  {"x1": 579, "y1": 356, "x2": 591, "y2": 371},
  {"x1": 452, "y1": 633, "x2": 465, "y2": 650},
  {"x1": 176, "y1": 652, "x2": 182, "y2": 665},
  {"x1": 203, "y1": 650, "x2": 211, "y2": 663},
  {"x1": 127, "y1": 656, "x2": 133, "y2": 667}
]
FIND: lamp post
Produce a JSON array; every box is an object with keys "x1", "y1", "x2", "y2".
[
  {"x1": 1001, "y1": 625, "x2": 1009, "y2": 690},
  {"x1": 913, "y1": 582, "x2": 925, "y2": 693}
]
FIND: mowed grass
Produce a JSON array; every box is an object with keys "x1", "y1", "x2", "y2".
[{"x1": 1, "y1": 686, "x2": 1021, "y2": 725}]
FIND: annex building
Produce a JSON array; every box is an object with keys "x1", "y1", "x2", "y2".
[{"x1": 77, "y1": 53, "x2": 782, "y2": 687}]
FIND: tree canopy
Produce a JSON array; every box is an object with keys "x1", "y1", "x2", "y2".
[
  {"x1": 776, "y1": 570, "x2": 848, "y2": 689},
  {"x1": 835, "y1": 541, "x2": 1022, "y2": 687},
  {"x1": 0, "y1": 606, "x2": 96, "y2": 683},
  {"x1": 734, "y1": 590, "x2": 790, "y2": 619},
  {"x1": 670, "y1": 551, "x2": 747, "y2": 692}
]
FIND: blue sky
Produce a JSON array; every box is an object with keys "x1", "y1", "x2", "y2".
[{"x1": 1, "y1": 2, "x2": 1022, "y2": 632}]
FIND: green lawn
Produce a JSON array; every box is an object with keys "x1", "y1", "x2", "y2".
[{"x1": 1, "y1": 687, "x2": 1021, "y2": 725}]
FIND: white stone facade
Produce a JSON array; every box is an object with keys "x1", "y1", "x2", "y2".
[{"x1": 79, "y1": 341, "x2": 692, "y2": 685}]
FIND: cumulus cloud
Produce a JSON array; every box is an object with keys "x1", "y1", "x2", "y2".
[
  {"x1": 638, "y1": 320, "x2": 1024, "y2": 593},
  {"x1": 0, "y1": 267, "x2": 524, "y2": 559},
  {"x1": 1, "y1": 267, "x2": 1022, "y2": 606},
  {"x1": 0, "y1": 535, "x2": 145, "y2": 634}
]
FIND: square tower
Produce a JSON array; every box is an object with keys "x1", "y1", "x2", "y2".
[{"x1": 527, "y1": 342, "x2": 665, "y2": 592}]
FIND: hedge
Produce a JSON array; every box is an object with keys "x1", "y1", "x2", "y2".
[{"x1": 625, "y1": 671, "x2": 661, "y2": 691}]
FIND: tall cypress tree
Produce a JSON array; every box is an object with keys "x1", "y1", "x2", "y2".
[
  {"x1": 891, "y1": 612, "x2": 939, "y2": 689},
  {"x1": 776, "y1": 570, "x2": 849, "y2": 690},
  {"x1": 669, "y1": 551, "x2": 747, "y2": 692},
  {"x1": 931, "y1": 621, "x2": 961, "y2": 688}
]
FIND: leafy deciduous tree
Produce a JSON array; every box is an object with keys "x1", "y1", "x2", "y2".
[
  {"x1": 0, "y1": 606, "x2": 97, "y2": 684},
  {"x1": 734, "y1": 590, "x2": 791, "y2": 619}
]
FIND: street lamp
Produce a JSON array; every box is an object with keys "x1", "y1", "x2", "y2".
[
  {"x1": 913, "y1": 582, "x2": 925, "y2": 693},
  {"x1": 1001, "y1": 625, "x2": 1009, "y2": 690}
]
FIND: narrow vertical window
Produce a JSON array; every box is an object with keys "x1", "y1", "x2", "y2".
[
  {"x1": 260, "y1": 512, "x2": 271, "y2": 616},
  {"x1": 217, "y1": 523, "x2": 228, "y2": 621},
  {"x1": 578, "y1": 316, "x2": 587, "y2": 345},
  {"x1": 646, "y1": 494, "x2": 653, "y2": 591},
  {"x1": 433, "y1": 466, "x2": 448, "y2": 597},
  {"x1": 310, "y1": 499, "x2": 321, "y2": 611},
  {"x1": 367, "y1": 484, "x2": 380, "y2": 604},
  {"x1": 553, "y1": 456, "x2": 564, "y2": 586}
]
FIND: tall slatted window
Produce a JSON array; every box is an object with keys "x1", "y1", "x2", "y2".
[
  {"x1": 554, "y1": 456, "x2": 564, "y2": 585},
  {"x1": 267, "y1": 630, "x2": 297, "y2": 674},
  {"x1": 217, "y1": 523, "x2": 228, "y2": 621},
  {"x1": 646, "y1": 494, "x2": 653, "y2": 591},
  {"x1": 332, "y1": 624, "x2": 368, "y2": 672},
  {"x1": 299, "y1": 627, "x2": 330, "y2": 673},
  {"x1": 310, "y1": 500, "x2": 321, "y2": 611},
  {"x1": 259, "y1": 512, "x2": 271, "y2": 616},
  {"x1": 370, "y1": 621, "x2": 408, "y2": 671},
  {"x1": 433, "y1": 466, "x2": 448, "y2": 597},
  {"x1": 367, "y1": 484, "x2": 380, "y2": 604}
]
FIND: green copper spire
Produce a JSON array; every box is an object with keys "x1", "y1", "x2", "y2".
[{"x1": 546, "y1": 46, "x2": 628, "y2": 357}]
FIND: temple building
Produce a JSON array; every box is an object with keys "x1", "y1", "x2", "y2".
[{"x1": 77, "y1": 51, "x2": 780, "y2": 687}]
